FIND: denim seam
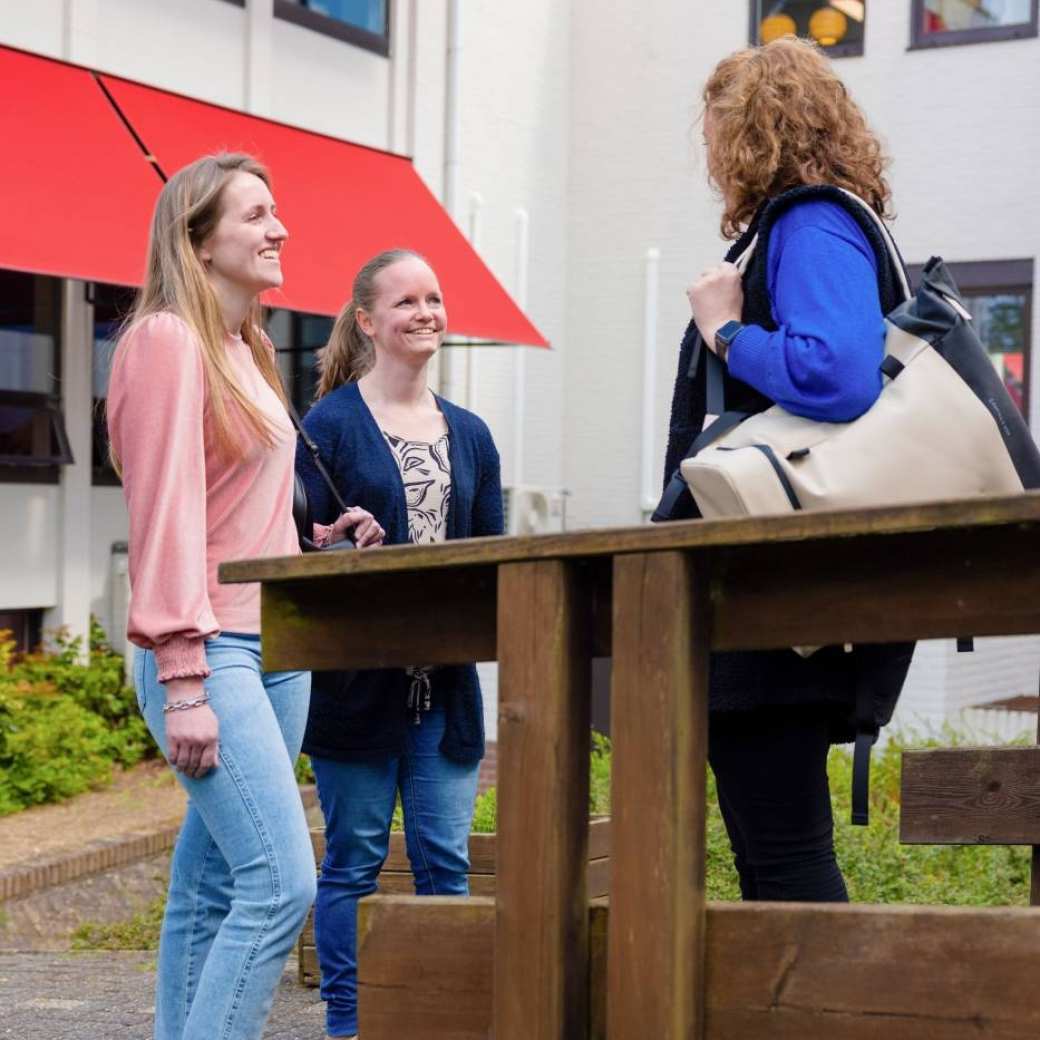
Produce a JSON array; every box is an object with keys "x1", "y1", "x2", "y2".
[
  {"x1": 182, "y1": 837, "x2": 218, "y2": 1024},
  {"x1": 402, "y1": 763, "x2": 438, "y2": 894},
  {"x1": 213, "y1": 744, "x2": 283, "y2": 1040}
]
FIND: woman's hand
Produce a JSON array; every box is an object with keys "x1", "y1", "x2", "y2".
[
  {"x1": 329, "y1": 506, "x2": 386, "y2": 548},
  {"x1": 687, "y1": 261, "x2": 743, "y2": 354},
  {"x1": 164, "y1": 677, "x2": 219, "y2": 779}
]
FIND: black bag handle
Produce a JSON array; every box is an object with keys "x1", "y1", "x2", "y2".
[{"x1": 285, "y1": 400, "x2": 355, "y2": 551}]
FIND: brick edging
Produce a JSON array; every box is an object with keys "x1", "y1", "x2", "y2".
[{"x1": 0, "y1": 784, "x2": 318, "y2": 903}]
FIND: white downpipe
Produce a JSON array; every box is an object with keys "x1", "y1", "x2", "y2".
[
  {"x1": 464, "y1": 191, "x2": 484, "y2": 412},
  {"x1": 640, "y1": 248, "x2": 661, "y2": 513},
  {"x1": 438, "y1": 0, "x2": 463, "y2": 399},
  {"x1": 512, "y1": 208, "x2": 530, "y2": 488}
]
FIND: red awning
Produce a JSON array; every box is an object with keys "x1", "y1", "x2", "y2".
[
  {"x1": 98, "y1": 75, "x2": 547, "y2": 346},
  {"x1": 0, "y1": 48, "x2": 158, "y2": 287},
  {"x1": 0, "y1": 45, "x2": 546, "y2": 347}
]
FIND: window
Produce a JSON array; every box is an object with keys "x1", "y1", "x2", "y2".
[
  {"x1": 0, "y1": 608, "x2": 43, "y2": 654},
  {"x1": 267, "y1": 309, "x2": 334, "y2": 417},
  {"x1": 911, "y1": 0, "x2": 1038, "y2": 47},
  {"x1": 0, "y1": 270, "x2": 70, "y2": 481},
  {"x1": 92, "y1": 283, "x2": 135, "y2": 486},
  {"x1": 751, "y1": 1, "x2": 866, "y2": 57},
  {"x1": 274, "y1": 0, "x2": 389, "y2": 55},
  {"x1": 909, "y1": 259, "x2": 1034, "y2": 422}
]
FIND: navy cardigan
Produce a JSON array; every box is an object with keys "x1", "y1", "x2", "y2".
[{"x1": 296, "y1": 381, "x2": 503, "y2": 764}]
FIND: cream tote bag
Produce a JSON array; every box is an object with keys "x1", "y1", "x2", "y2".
[{"x1": 678, "y1": 191, "x2": 1040, "y2": 520}]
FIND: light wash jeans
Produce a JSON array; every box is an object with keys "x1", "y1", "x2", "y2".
[
  {"x1": 311, "y1": 707, "x2": 480, "y2": 1037},
  {"x1": 134, "y1": 633, "x2": 315, "y2": 1040}
]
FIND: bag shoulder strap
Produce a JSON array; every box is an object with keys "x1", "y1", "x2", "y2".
[{"x1": 285, "y1": 399, "x2": 350, "y2": 516}]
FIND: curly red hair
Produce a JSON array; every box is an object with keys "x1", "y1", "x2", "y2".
[{"x1": 703, "y1": 36, "x2": 891, "y2": 239}]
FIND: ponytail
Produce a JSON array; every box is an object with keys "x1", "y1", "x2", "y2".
[
  {"x1": 315, "y1": 301, "x2": 375, "y2": 398},
  {"x1": 313, "y1": 247, "x2": 426, "y2": 400}
]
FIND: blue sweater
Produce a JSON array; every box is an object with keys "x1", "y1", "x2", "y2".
[
  {"x1": 726, "y1": 199, "x2": 886, "y2": 422},
  {"x1": 297, "y1": 381, "x2": 503, "y2": 764}
]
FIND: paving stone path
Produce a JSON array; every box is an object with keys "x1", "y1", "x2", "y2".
[{"x1": 0, "y1": 951, "x2": 327, "y2": 1039}]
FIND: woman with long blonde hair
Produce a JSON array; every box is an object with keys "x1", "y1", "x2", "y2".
[
  {"x1": 107, "y1": 152, "x2": 382, "y2": 1040},
  {"x1": 663, "y1": 37, "x2": 914, "y2": 901}
]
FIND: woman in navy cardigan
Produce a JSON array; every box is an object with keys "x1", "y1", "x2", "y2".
[{"x1": 296, "y1": 249, "x2": 503, "y2": 1040}]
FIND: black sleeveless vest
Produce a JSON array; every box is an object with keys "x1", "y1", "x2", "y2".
[{"x1": 661, "y1": 185, "x2": 913, "y2": 723}]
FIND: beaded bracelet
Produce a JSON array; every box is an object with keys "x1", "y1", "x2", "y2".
[{"x1": 162, "y1": 694, "x2": 211, "y2": 714}]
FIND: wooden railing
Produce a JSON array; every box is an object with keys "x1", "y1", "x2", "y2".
[{"x1": 222, "y1": 493, "x2": 1040, "y2": 1039}]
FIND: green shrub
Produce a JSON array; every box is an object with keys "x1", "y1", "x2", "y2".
[
  {"x1": 71, "y1": 897, "x2": 165, "y2": 952},
  {"x1": 0, "y1": 621, "x2": 153, "y2": 816}
]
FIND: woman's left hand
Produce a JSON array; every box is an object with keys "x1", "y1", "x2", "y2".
[
  {"x1": 686, "y1": 261, "x2": 743, "y2": 354},
  {"x1": 329, "y1": 506, "x2": 385, "y2": 548}
]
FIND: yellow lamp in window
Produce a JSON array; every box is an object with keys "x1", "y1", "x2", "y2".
[
  {"x1": 808, "y1": 7, "x2": 848, "y2": 46},
  {"x1": 760, "y1": 13, "x2": 797, "y2": 44}
]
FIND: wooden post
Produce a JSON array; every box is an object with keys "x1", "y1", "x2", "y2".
[
  {"x1": 608, "y1": 551, "x2": 710, "y2": 1039},
  {"x1": 495, "y1": 560, "x2": 592, "y2": 1040}
]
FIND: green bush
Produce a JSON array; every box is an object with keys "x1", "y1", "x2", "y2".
[{"x1": 0, "y1": 621, "x2": 153, "y2": 816}]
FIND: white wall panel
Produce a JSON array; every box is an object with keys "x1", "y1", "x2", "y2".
[{"x1": 0, "y1": 485, "x2": 60, "y2": 609}]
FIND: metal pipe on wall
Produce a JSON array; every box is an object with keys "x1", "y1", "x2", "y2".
[
  {"x1": 464, "y1": 190, "x2": 484, "y2": 412},
  {"x1": 512, "y1": 207, "x2": 530, "y2": 488},
  {"x1": 640, "y1": 247, "x2": 661, "y2": 514}
]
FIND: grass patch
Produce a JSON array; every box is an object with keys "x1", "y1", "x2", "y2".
[{"x1": 71, "y1": 898, "x2": 165, "y2": 952}]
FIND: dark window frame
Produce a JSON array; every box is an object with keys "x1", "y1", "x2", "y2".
[
  {"x1": 908, "y1": 258, "x2": 1034, "y2": 425},
  {"x1": 909, "y1": 0, "x2": 1038, "y2": 49},
  {"x1": 748, "y1": 2, "x2": 866, "y2": 59},
  {"x1": 0, "y1": 389, "x2": 74, "y2": 473},
  {"x1": 274, "y1": 0, "x2": 390, "y2": 56},
  {"x1": 0, "y1": 608, "x2": 44, "y2": 654}
]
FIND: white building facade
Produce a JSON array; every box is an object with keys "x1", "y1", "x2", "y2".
[{"x1": 1, "y1": 0, "x2": 1037, "y2": 741}]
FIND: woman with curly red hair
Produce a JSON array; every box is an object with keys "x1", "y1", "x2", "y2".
[{"x1": 664, "y1": 36, "x2": 914, "y2": 901}]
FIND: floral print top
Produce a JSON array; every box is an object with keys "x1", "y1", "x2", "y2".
[{"x1": 381, "y1": 430, "x2": 452, "y2": 545}]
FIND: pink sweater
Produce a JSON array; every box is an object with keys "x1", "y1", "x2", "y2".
[{"x1": 107, "y1": 312, "x2": 300, "y2": 682}]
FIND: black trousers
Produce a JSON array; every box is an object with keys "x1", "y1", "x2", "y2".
[{"x1": 708, "y1": 705, "x2": 848, "y2": 903}]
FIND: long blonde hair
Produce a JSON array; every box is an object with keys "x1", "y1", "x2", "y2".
[
  {"x1": 314, "y1": 249, "x2": 425, "y2": 400},
  {"x1": 121, "y1": 152, "x2": 287, "y2": 461},
  {"x1": 703, "y1": 37, "x2": 892, "y2": 239}
]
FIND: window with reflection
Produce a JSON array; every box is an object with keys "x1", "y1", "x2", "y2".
[
  {"x1": 267, "y1": 309, "x2": 333, "y2": 418},
  {"x1": 910, "y1": 259, "x2": 1034, "y2": 424},
  {"x1": 275, "y1": 0, "x2": 389, "y2": 54},
  {"x1": 912, "y1": 0, "x2": 1038, "y2": 46},
  {"x1": 751, "y1": 1, "x2": 866, "y2": 57},
  {"x1": 0, "y1": 270, "x2": 70, "y2": 481}
]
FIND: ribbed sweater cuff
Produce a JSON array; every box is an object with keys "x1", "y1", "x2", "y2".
[
  {"x1": 155, "y1": 635, "x2": 212, "y2": 683},
  {"x1": 725, "y1": 324, "x2": 775, "y2": 400}
]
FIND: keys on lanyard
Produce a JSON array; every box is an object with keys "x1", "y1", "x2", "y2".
[{"x1": 407, "y1": 667, "x2": 432, "y2": 726}]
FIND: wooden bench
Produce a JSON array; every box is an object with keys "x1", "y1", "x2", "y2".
[{"x1": 223, "y1": 492, "x2": 1040, "y2": 1039}]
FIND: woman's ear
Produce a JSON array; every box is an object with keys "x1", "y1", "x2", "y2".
[{"x1": 355, "y1": 307, "x2": 375, "y2": 337}]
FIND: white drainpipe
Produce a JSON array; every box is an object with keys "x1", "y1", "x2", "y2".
[
  {"x1": 438, "y1": 0, "x2": 463, "y2": 400},
  {"x1": 464, "y1": 190, "x2": 484, "y2": 412},
  {"x1": 512, "y1": 207, "x2": 530, "y2": 488},
  {"x1": 640, "y1": 247, "x2": 661, "y2": 514}
]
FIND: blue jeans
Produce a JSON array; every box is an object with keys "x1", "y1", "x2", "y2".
[
  {"x1": 134, "y1": 634, "x2": 315, "y2": 1040},
  {"x1": 312, "y1": 708, "x2": 479, "y2": 1037}
]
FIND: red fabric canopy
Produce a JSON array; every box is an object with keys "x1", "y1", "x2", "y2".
[
  {"x1": 99, "y1": 75, "x2": 548, "y2": 346},
  {"x1": 0, "y1": 48, "x2": 158, "y2": 286}
]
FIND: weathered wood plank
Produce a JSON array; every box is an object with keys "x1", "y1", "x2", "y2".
[
  {"x1": 357, "y1": 896, "x2": 496, "y2": 1040},
  {"x1": 495, "y1": 560, "x2": 592, "y2": 1040},
  {"x1": 254, "y1": 517, "x2": 1040, "y2": 670},
  {"x1": 260, "y1": 566, "x2": 496, "y2": 671},
  {"x1": 712, "y1": 524, "x2": 1040, "y2": 650},
  {"x1": 609, "y1": 551, "x2": 709, "y2": 1039},
  {"x1": 705, "y1": 901, "x2": 1040, "y2": 1038},
  {"x1": 900, "y1": 747, "x2": 1040, "y2": 844},
  {"x1": 354, "y1": 896, "x2": 1040, "y2": 1039},
  {"x1": 221, "y1": 491, "x2": 1040, "y2": 585}
]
